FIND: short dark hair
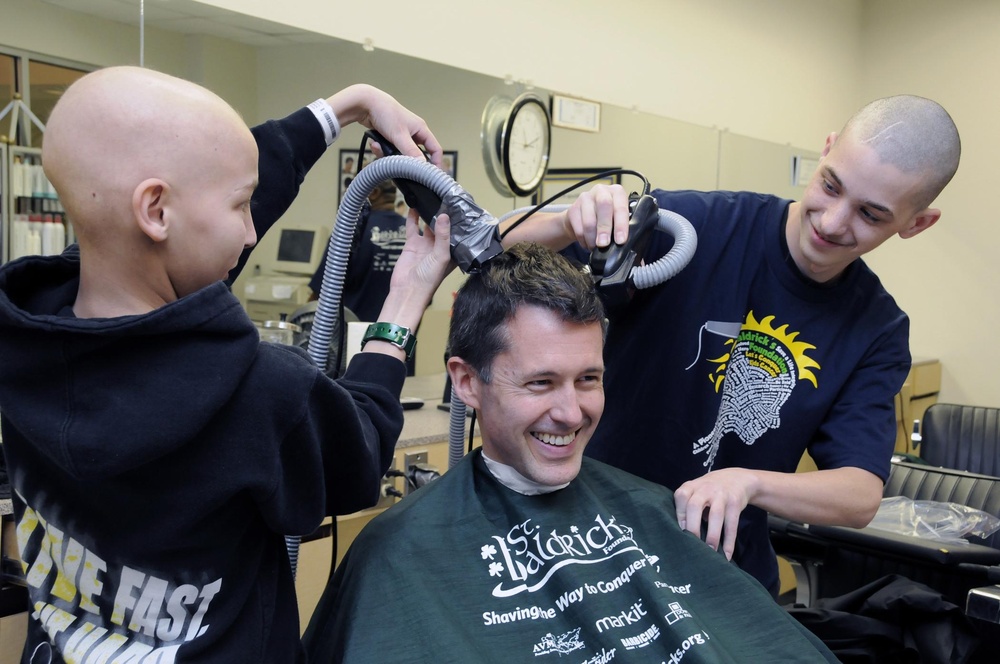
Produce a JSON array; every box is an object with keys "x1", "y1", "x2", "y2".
[
  {"x1": 447, "y1": 242, "x2": 606, "y2": 382},
  {"x1": 370, "y1": 180, "x2": 398, "y2": 209}
]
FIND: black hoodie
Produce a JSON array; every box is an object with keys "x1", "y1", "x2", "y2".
[{"x1": 0, "y1": 109, "x2": 404, "y2": 662}]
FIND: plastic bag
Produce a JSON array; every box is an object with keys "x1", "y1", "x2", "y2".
[{"x1": 869, "y1": 496, "x2": 1000, "y2": 545}]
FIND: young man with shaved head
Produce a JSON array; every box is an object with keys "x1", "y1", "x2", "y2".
[
  {"x1": 503, "y1": 95, "x2": 962, "y2": 597},
  {"x1": 0, "y1": 66, "x2": 452, "y2": 662}
]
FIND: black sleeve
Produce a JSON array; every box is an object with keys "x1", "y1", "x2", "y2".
[
  {"x1": 226, "y1": 107, "x2": 329, "y2": 285},
  {"x1": 262, "y1": 352, "x2": 406, "y2": 532}
]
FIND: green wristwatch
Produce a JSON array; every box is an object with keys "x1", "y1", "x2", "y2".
[{"x1": 361, "y1": 322, "x2": 417, "y2": 359}]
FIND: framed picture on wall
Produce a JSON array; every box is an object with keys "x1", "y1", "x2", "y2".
[
  {"x1": 532, "y1": 167, "x2": 622, "y2": 206},
  {"x1": 338, "y1": 149, "x2": 375, "y2": 204},
  {"x1": 441, "y1": 151, "x2": 458, "y2": 180}
]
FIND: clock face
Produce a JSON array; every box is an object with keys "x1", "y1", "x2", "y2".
[
  {"x1": 481, "y1": 94, "x2": 551, "y2": 198},
  {"x1": 503, "y1": 98, "x2": 550, "y2": 195}
]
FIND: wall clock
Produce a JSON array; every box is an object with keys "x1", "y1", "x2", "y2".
[{"x1": 481, "y1": 93, "x2": 552, "y2": 197}]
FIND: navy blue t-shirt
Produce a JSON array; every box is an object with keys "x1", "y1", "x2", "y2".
[
  {"x1": 310, "y1": 208, "x2": 407, "y2": 322},
  {"x1": 581, "y1": 189, "x2": 910, "y2": 593}
]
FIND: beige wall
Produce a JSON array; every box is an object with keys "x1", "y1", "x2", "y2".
[
  {"x1": 246, "y1": 39, "x2": 818, "y2": 312},
  {"x1": 1, "y1": 0, "x2": 997, "y2": 408},
  {"x1": 856, "y1": 0, "x2": 999, "y2": 407},
  {"x1": 197, "y1": 0, "x2": 864, "y2": 149}
]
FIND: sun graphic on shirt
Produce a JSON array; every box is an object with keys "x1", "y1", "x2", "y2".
[{"x1": 705, "y1": 311, "x2": 820, "y2": 392}]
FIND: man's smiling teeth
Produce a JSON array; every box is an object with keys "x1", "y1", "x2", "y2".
[{"x1": 534, "y1": 431, "x2": 576, "y2": 447}]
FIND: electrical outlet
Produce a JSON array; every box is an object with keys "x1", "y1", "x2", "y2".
[
  {"x1": 404, "y1": 450, "x2": 428, "y2": 470},
  {"x1": 377, "y1": 459, "x2": 400, "y2": 509},
  {"x1": 403, "y1": 451, "x2": 429, "y2": 494}
]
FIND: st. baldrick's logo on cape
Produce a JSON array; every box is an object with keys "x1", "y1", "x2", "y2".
[
  {"x1": 480, "y1": 514, "x2": 659, "y2": 598},
  {"x1": 694, "y1": 311, "x2": 820, "y2": 469}
]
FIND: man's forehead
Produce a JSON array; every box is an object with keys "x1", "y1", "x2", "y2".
[{"x1": 497, "y1": 316, "x2": 603, "y2": 369}]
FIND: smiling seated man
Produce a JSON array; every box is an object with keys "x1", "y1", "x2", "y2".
[{"x1": 303, "y1": 243, "x2": 837, "y2": 663}]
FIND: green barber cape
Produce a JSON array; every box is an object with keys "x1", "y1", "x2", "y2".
[{"x1": 305, "y1": 452, "x2": 836, "y2": 663}]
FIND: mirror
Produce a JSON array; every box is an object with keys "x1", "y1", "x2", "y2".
[{"x1": 3, "y1": 1, "x2": 817, "y2": 317}]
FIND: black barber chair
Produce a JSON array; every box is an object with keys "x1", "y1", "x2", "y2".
[
  {"x1": 771, "y1": 460, "x2": 1000, "y2": 660},
  {"x1": 919, "y1": 403, "x2": 1000, "y2": 477},
  {"x1": 772, "y1": 461, "x2": 1000, "y2": 605}
]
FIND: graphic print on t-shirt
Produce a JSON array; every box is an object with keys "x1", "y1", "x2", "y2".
[
  {"x1": 15, "y1": 494, "x2": 222, "y2": 661},
  {"x1": 368, "y1": 225, "x2": 406, "y2": 273},
  {"x1": 693, "y1": 311, "x2": 820, "y2": 469}
]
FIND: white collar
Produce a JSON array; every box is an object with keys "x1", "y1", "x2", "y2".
[{"x1": 481, "y1": 452, "x2": 569, "y2": 495}]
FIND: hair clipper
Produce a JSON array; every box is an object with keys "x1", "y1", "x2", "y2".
[{"x1": 589, "y1": 193, "x2": 660, "y2": 309}]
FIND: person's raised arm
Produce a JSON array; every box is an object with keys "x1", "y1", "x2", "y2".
[
  {"x1": 360, "y1": 212, "x2": 453, "y2": 363},
  {"x1": 327, "y1": 84, "x2": 442, "y2": 166},
  {"x1": 231, "y1": 85, "x2": 443, "y2": 284},
  {"x1": 500, "y1": 183, "x2": 632, "y2": 251}
]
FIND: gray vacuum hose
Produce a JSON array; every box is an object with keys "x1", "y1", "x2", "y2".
[
  {"x1": 309, "y1": 156, "x2": 459, "y2": 372},
  {"x1": 498, "y1": 204, "x2": 697, "y2": 286},
  {"x1": 286, "y1": 155, "x2": 463, "y2": 578},
  {"x1": 632, "y1": 209, "x2": 698, "y2": 288}
]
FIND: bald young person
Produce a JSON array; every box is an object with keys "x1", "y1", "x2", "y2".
[
  {"x1": 0, "y1": 66, "x2": 452, "y2": 663},
  {"x1": 504, "y1": 95, "x2": 961, "y2": 595}
]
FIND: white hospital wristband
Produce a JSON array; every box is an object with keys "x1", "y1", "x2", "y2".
[{"x1": 307, "y1": 98, "x2": 341, "y2": 146}]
